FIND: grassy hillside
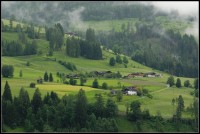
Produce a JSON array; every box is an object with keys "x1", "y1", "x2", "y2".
[
  {"x1": 1, "y1": 31, "x2": 195, "y2": 119},
  {"x1": 1, "y1": 19, "x2": 197, "y2": 132},
  {"x1": 77, "y1": 16, "x2": 191, "y2": 33}
]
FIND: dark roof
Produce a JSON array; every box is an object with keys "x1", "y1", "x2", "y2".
[
  {"x1": 122, "y1": 86, "x2": 137, "y2": 92},
  {"x1": 144, "y1": 72, "x2": 156, "y2": 75}
]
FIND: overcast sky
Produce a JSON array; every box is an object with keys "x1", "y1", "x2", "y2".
[{"x1": 148, "y1": 1, "x2": 198, "y2": 16}]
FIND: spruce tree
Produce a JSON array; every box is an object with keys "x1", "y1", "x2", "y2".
[
  {"x1": 109, "y1": 57, "x2": 116, "y2": 66},
  {"x1": 2, "y1": 81, "x2": 13, "y2": 102},
  {"x1": 49, "y1": 73, "x2": 53, "y2": 82},
  {"x1": 176, "y1": 78, "x2": 181, "y2": 88},
  {"x1": 44, "y1": 71, "x2": 49, "y2": 82},
  {"x1": 74, "y1": 89, "x2": 88, "y2": 128},
  {"x1": 123, "y1": 56, "x2": 129, "y2": 64},
  {"x1": 31, "y1": 88, "x2": 43, "y2": 114},
  {"x1": 116, "y1": 55, "x2": 122, "y2": 64},
  {"x1": 92, "y1": 79, "x2": 99, "y2": 88},
  {"x1": 167, "y1": 76, "x2": 175, "y2": 87}
]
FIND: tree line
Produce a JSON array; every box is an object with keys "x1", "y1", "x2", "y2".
[
  {"x1": 2, "y1": 81, "x2": 118, "y2": 132},
  {"x1": 97, "y1": 22, "x2": 198, "y2": 77},
  {"x1": 2, "y1": 80, "x2": 198, "y2": 132},
  {"x1": 66, "y1": 28, "x2": 102, "y2": 60}
]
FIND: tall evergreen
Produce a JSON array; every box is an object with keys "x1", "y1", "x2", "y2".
[
  {"x1": 44, "y1": 71, "x2": 49, "y2": 82},
  {"x1": 109, "y1": 57, "x2": 116, "y2": 66},
  {"x1": 74, "y1": 89, "x2": 88, "y2": 128},
  {"x1": 116, "y1": 55, "x2": 122, "y2": 64},
  {"x1": 49, "y1": 73, "x2": 53, "y2": 82},
  {"x1": 2, "y1": 81, "x2": 13, "y2": 102},
  {"x1": 94, "y1": 94, "x2": 105, "y2": 118},
  {"x1": 92, "y1": 79, "x2": 99, "y2": 88},
  {"x1": 176, "y1": 78, "x2": 181, "y2": 88},
  {"x1": 167, "y1": 76, "x2": 175, "y2": 87},
  {"x1": 31, "y1": 88, "x2": 43, "y2": 114}
]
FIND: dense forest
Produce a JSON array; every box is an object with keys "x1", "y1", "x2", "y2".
[
  {"x1": 2, "y1": 81, "x2": 198, "y2": 132},
  {"x1": 2, "y1": 2, "x2": 169, "y2": 26},
  {"x1": 97, "y1": 22, "x2": 198, "y2": 77}
]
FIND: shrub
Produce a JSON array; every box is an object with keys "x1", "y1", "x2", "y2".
[
  {"x1": 102, "y1": 82, "x2": 108, "y2": 89},
  {"x1": 2, "y1": 65, "x2": 14, "y2": 78},
  {"x1": 26, "y1": 61, "x2": 30, "y2": 66},
  {"x1": 30, "y1": 82, "x2": 36, "y2": 88}
]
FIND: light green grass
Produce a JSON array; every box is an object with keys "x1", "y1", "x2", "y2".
[{"x1": 2, "y1": 19, "x2": 46, "y2": 33}]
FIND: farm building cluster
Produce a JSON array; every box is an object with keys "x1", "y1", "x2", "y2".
[
  {"x1": 110, "y1": 86, "x2": 138, "y2": 96},
  {"x1": 123, "y1": 72, "x2": 162, "y2": 79}
]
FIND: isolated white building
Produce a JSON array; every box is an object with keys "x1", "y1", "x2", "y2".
[{"x1": 127, "y1": 91, "x2": 137, "y2": 95}]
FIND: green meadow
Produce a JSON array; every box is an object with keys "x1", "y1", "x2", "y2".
[{"x1": 1, "y1": 18, "x2": 196, "y2": 132}]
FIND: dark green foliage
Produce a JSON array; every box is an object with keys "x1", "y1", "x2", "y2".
[
  {"x1": 194, "y1": 78, "x2": 198, "y2": 90},
  {"x1": 2, "y1": 40, "x2": 23, "y2": 56},
  {"x1": 30, "y1": 82, "x2": 36, "y2": 88},
  {"x1": 184, "y1": 80, "x2": 190, "y2": 87},
  {"x1": 173, "y1": 95, "x2": 185, "y2": 130},
  {"x1": 92, "y1": 78, "x2": 99, "y2": 88},
  {"x1": 2, "y1": 81, "x2": 13, "y2": 102},
  {"x1": 44, "y1": 71, "x2": 48, "y2": 82},
  {"x1": 16, "y1": 87, "x2": 31, "y2": 125},
  {"x1": 109, "y1": 57, "x2": 116, "y2": 66},
  {"x1": 81, "y1": 41, "x2": 102, "y2": 60},
  {"x1": 104, "y1": 71, "x2": 122, "y2": 78},
  {"x1": 27, "y1": 24, "x2": 36, "y2": 39},
  {"x1": 66, "y1": 28, "x2": 102, "y2": 60},
  {"x1": 2, "y1": 65, "x2": 14, "y2": 78},
  {"x1": 116, "y1": 55, "x2": 122, "y2": 64},
  {"x1": 46, "y1": 23, "x2": 64, "y2": 52},
  {"x1": 58, "y1": 60, "x2": 77, "y2": 71},
  {"x1": 31, "y1": 88, "x2": 43, "y2": 114},
  {"x1": 94, "y1": 94, "x2": 105, "y2": 118},
  {"x1": 69, "y1": 78, "x2": 77, "y2": 85},
  {"x1": 24, "y1": 40, "x2": 38, "y2": 55},
  {"x1": 123, "y1": 56, "x2": 129, "y2": 64},
  {"x1": 19, "y1": 70, "x2": 23, "y2": 77},
  {"x1": 2, "y1": 39, "x2": 37, "y2": 56},
  {"x1": 176, "y1": 95, "x2": 184, "y2": 119},
  {"x1": 116, "y1": 90, "x2": 123, "y2": 102},
  {"x1": 80, "y1": 76, "x2": 86, "y2": 86},
  {"x1": 18, "y1": 31, "x2": 27, "y2": 44},
  {"x1": 74, "y1": 89, "x2": 88, "y2": 128},
  {"x1": 100, "y1": 22, "x2": 198, "y2": 77},
  {"x1": 176, "y1": 78, "x2": 182, "y2": 88},
  {"x1": 49, "y1": 73, "x2": 53, "y2": 82},
  {"x1": 66, "y1": 37, "x2": 80, "y2": 57},
  {"x1": 167, "y1": 76, "x2": 175, "y2": 87},
  {"x1": 2, "y1": 100, "x2": 16, "y2": 127},
  {"x1": 128, "y1": 101, "x2": 142, "y2": 121},
  {"x1": 26, "y1": 61, "x2": 30, "y2": 66},
  {"x1": 86, "y1": 28, "x2": 95, "y2": 42},
  {"x1": 102, "y1": 82, "x2": 108, "y2": 89},
  {"x1": 105, "y1": 99, "x2": 118, "y2": 117}
]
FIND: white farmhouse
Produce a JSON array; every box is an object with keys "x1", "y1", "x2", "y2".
[{"x1": 127, "y1": 91, "x2": 137, "y2": 95}]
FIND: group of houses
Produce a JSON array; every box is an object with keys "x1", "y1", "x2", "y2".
[
  {"x1": 110, "y1": 86, "x2": 138, "y2": 96},
  {"x1": 123, "y1": 72, "x2": 162, "y2": 79}
]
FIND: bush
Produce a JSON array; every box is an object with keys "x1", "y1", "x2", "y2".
[
  {"x1": 92, "y1": 79, "x2": 99, "y2": 88},
  {"x1": 64, "y1": 80, "x2": 69, "y2": 84},
  {"x1": 102, "y1": 82, "x2": 108, "y2": 89},
  {"x1": 146, "y1": 94, "x2": 153, "y2": 99},
  {"x1": 26, "y1": 61, "x2": 30, "y2": 66},
  {"x1": 2, "y1": 65, "x2": 14, "y2": 78},
  {"x1": 30, "y1": 82, "x2": 36, "y2": 88}
]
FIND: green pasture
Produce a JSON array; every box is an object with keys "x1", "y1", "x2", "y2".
[{"x1": 2, "y1": 19, "x2": 46, "y2": 33}]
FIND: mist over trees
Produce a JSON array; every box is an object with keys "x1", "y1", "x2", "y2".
[{"x1": 98, "y1": 23, "x2": 198, "y2": 77}]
